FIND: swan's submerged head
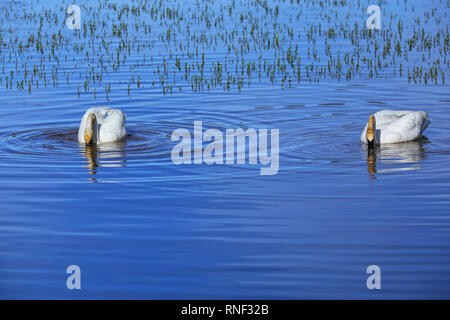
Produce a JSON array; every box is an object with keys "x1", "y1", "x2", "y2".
[
  {"x1": 84, "y1": 113, "x2": 97, "y2": 145},
  {"x1": 366, "y1": 115, "x2": 376, "y2": 149}
]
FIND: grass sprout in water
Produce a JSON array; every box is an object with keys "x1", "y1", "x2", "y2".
[{"x1": 0, "y1": 0, "x2": 448, "y2": 101}]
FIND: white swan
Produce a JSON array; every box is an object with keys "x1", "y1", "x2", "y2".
[
  {"x1": 78, "y1": 107, "x2": 127, "y2": 144},
  {"x1": 361, "y1": 110, "x2": 430, "y2": 148}
]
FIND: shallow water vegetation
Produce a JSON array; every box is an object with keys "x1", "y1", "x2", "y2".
[{"x1": 0, "y1": 0, "x2": 448, "y2": 98}]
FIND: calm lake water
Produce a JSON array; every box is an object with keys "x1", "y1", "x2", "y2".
[{"x1": 1, "y1": 0, "x2": 450, "y2": 299}]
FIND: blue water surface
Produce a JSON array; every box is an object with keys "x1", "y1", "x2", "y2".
[{"x1": 0, "y1": 0, "x2": 450, "y2": 299}]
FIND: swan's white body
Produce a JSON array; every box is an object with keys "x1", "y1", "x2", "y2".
[
  {"x1": 361, "y1": 110, "x2": 430, "y2": 144},
  {"x1": 78, "y1": 107, "x2": 127, "y2": 144}
]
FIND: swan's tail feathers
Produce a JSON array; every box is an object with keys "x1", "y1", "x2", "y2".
[{"x1": 421, "y1": 119, "x2": 431, "y2": 135}]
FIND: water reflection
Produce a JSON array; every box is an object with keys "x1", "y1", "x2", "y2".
[
  {"x1": 364, "y1": 139, "x2": 427, "y2": 177},
  {"x1": 366, "y1": 148, "x2": 377, "y2": 179},
  {"x1": 79, "y1": 142, "x2": 126, "y2": 182}
]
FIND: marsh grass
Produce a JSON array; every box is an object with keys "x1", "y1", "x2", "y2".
[{"x1": 0, "y1": 0, "x2": 448, "y2": 100}]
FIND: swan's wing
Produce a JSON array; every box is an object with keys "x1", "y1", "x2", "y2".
[
  {"x1": 98, "y1": 109, "x2": 127, "y2": 143},
  {"x1": 373, "y1": 110, "x2": 414, "y2": 126},
  {"x1": 380, "y1": 111, "x2": 428, "y2": 143},
  {"x1": 361, "y1": 110, "x2": 406, "y2": 143},
  {"x1": 78, "y1": 116, "x2": 87, "y2": 143},
  {"x1": 376, "y1": 110, "x2": 414, "y2": 117}
]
